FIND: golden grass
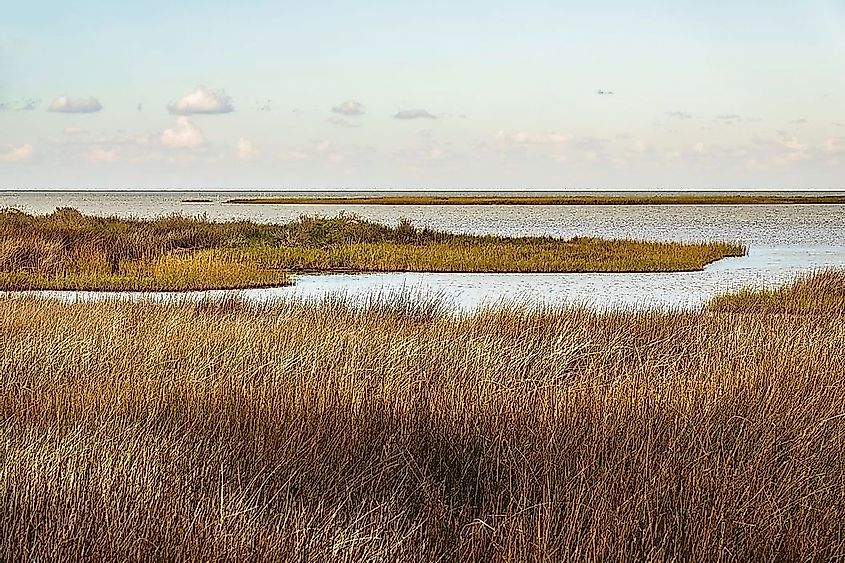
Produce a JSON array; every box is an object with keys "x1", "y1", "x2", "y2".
[
  {"x1": 0, "y1": 207, "x2": 291, "y2": 291},
  {"x1": 0, "y1": 209, "x2": 746, "y2": 291},
  {"x1": 248, "y1": 238, "x2": 744, "y2": 273},
  {"x1": 0, "y1": 250, "x2": 289, "y2": 291},
  {"x1": 226, "y1": 193, "x2": 845, "y2": 205},
  {"x1": 709, "y1": 269, "x2": 845, "y2": 314},
  {"x1": 0, "y1": 273, "x2": 843, "y2": 560}
]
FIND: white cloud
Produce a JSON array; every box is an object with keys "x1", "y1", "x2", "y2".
[
  {"x1": 631, "y1": 139, "x2": 649, "y2": 153},
  {"x1": 714, "y1": 114, "x2": 743, "y2": 124},
  {"x1": 168, "y1": 86, "x2": 234, "y2": 115},
  {"x1": 47, "y1": 96, "x2": 103, "y2": 113},
  {"x1": 161, "y1": 117, "x2": 205, "y2": 149},
  {"x1": 2, "y1": 99, "x2": 40, "y2": 111},
  {"x1": 328, "y1": 115, "x2": 360, "y2": 128},
  {"x1": 88, "y1": 146, "x2": 118, "y2": 162},
  {"x1": 495, "y1": 130, "x2": 573, "y2": 145},
  {"x1": 332, "y1": 100, "x2": 365, "y2": 116},
  {"x1": 825, "y1": 138, "x2": 845, "y2": 155},
  {"x1": 18, "y1": 99, "x2": 39, "y2": 111},
  {"x1": 0, "y1": 144, "x2": 33, "y2": 162},
  {"x1": 63, "y1": 127, "x2": 87, "y2": 135},
  {"x1": 665, "y1": 111, "x2": 693, "y2": 119},
  {"x1": 394, "y1": 109, "x2": 437, "y2": 120},
  {"x1": 237, "y1": 137, "x2": 258, "y2": 160},
  {"x1": 279, "y1": 150, "x2": 310, "y2": 162}
]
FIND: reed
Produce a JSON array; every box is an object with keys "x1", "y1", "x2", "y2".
[
  {"x1": 0, "y1": 272, "x2": 843, "y2": 560},
  {"x1": 226, "y1": 193, "x2": 845, "y2": 205},
  {"x1": 0, "y1": 208, "x2": 745, "y2": 290}
]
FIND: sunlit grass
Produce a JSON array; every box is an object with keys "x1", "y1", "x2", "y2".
[
  {"x1": 249, "y1": 238, "x2": 744, "y2": 272},
  {"x1": 0, "y1": 272, "x2": 843, "y2": 560},
  {"x1": 709, "y1": 269, "x2": 845, "y2": 314},
  {"x1": 0, "y1": 208, "x2": 746, "y2": 290},
  {"x1": 0, "y1": 250, "x2": 289, "y2": 291}
]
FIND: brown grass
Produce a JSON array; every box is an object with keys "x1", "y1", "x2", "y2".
[
  {"x1": 0, "y1": 272, "x2": 843, "y2": 560},
  {"x1": 709, "y1": 270, "x2": 845, "y2": 314}
]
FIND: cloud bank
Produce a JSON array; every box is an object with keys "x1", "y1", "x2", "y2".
[
  {"x1": 0, "y1": 144, "x2": 33, "y2": 162},
  {"x1": 168, "y1": 86, "x2": 234, "y2": 115},
  {"x1": 394, "y1": 109, "x2": 437, "y2": 120},
  {"x1": 665, "y1": 111, "x2": 693, "y2": 119},
  {"x1": 237, "y1": 137, "x2": 257, "y2": 160},
  {"x1": 332, "y1": 100, "x2": 365, "y2": 116},
  {"x1": 0, "y1": 99, "x2": 40, "y2": 111},
  {"x1": 495, "y1": 130, "x2": 573, "y2": 145},
  {"x1": 161, "y1": 117, "x2": 205, "y2": 148},
  {"x1": 47, "y1": 96, "x2": 103, "y2": 113}
]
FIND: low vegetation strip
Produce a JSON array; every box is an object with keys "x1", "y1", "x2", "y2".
[
  {"x1": 0, "y1": 272, "x2": 843, "y2": 560},
  {"x1": 225, "y1": 193, "x2": 845, "y2": 205},
  {"x1": 248, "y1": 238, "x2": 743, "y2": 273},
  {"x1": 0, "y1": 208, "x2": 745, "y2": 290}
]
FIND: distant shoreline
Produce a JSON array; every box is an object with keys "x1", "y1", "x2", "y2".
[{"x1": 225, "y1": 194, "x2": 845, "y2": 205}]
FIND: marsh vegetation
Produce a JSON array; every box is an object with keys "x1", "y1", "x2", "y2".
[
  {"x1": 0, "y1": 271, "x2": 843, "y2": 560},
  {"x1": 0, "y1": 208, "x2": 745, "y2": 291}
]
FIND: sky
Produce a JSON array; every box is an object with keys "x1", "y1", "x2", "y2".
[{"x1": 1, "y1": 0, "x2": 844, "y2": 190}]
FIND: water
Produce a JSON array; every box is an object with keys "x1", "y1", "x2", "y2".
[{"x1": 3, "y1": 191, "x2": 844, "y2": 309}]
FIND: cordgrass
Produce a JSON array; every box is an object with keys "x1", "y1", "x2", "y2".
[
  {"x1": 226, "y1": 193, "x2": 845, "y2": 205},
  {"x1": 0, "y1": 272, "x2": 843, "y2": 560},
  {"x1": 247, "y1": 238, "x2": 743, "y2": 273},
  {"x1": 709, "y1": 269, "x2": 845, "y2": 314},
  {"x1": 0, "y1": 208, "x2": 291, "y2": 291},
  {"x1": 0, "y1": 208, "x2": 745, "y2": 290}
]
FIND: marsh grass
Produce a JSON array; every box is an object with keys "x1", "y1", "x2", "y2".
[
  {"x1": 248, "y1": 238, "x2": 743, "y2": 272},
  {"x1": 709, "y1": 269, "x2": 845, "y2": 314},
  {"x1": 0, "y1": 208, "x2": 745, "y2": 290},
  {"x1": 226, "y1": 193, "x2": 845, "y2": 205},
  {"x1": 0, "y1": 272, "x2": 843, "y2": 560}
]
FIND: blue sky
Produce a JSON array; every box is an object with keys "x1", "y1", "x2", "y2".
[{"x1": 1, "y1": 0, "x2": 844, "y2": 189}]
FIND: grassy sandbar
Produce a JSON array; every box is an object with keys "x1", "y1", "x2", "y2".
[{"x1": 0, "y1": 208, "x2": 745, "y2": 291}]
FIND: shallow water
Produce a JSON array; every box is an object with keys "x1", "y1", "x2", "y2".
[{"x1": 3, "y1": 191, "x2": 844, "y2": 309}]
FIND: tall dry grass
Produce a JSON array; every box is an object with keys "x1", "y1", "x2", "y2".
[
  {"x1": 0, "y1": 272, "x2": 843, "y2": 561},
  {"x1": 709, "y1": 270, "x2": 845, "y2": 314},
  {"x1": 0, "y1": 207, "x2": 290, "y2": 290}
]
